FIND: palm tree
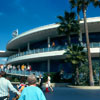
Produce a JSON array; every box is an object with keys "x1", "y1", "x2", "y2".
[
  {"x1": 57, "y1": 11, "x2": 80, "y2": 46},
  {"x1": 69, "y1": 0, "x2": 82, "y2": 44},
  {"x1": 65, "y1": 45, "x2": 87, "y2": 85},
  {"x1": 69, "y1": 0, "x2": 100, "y2": 86}
]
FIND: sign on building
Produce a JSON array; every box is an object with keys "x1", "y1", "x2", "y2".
[{"x1": 12, "y1": 29, "x2": 18, "y2": 38}]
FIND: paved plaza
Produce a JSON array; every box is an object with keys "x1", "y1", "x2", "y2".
[
  {"x1": 45, "y1": 87, "x2": 100, "y2": 100},
  {"x1": 10, "y1": 87, "x2": 100, "y2": 100}
]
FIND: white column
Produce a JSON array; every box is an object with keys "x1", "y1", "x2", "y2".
[
  {"x1": 27, "y1": 63, "x2": 29, "y2": 66},
  {"x1": 18, "y1": 48, "x2": 20, "y2": 56},
  {"x1": 27, "y1": 42, "x2": 30, "y2": 51},
  {"x1": 48, "y1": 37, "x2": 50, "y2": 48},
  {"x1": 18, "y1": 48, "x2": 20, "y2": 53},
  {"x1": 47, "y1": 59, "x2": 50, "y2": 72},
  {"x1": 79, "y1": 32, "x2": 83, "y2": 45}
]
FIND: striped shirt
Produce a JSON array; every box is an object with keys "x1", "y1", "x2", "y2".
[{"x1": 0, "y1": 77, "x2": 20, "y2": 97}]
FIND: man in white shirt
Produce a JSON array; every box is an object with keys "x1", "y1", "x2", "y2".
[{"x1": 0, "y1": 71, "x2": 20, "y2": 100}]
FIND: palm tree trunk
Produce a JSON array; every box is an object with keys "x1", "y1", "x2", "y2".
[
  {"x1": 76, "y1": 66, "x2": 79, "y2": 85},
  {"x1": 67, "y1": 34, "x2": 71, "y2": 46},
  {"x1": 77, "y1": 13, "x2": 82, "y2": 45},
  {"x1": 83, "y1": 8, "x2": 94, "y2": 86},
  {"x1": 99, "y1": 69, "x2": 100, "y2": 85}
]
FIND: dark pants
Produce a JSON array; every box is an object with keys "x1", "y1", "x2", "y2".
[
  {"x1": 0, "y1": 96, "x2": 9, "y2": 100},
  {"x1": 38, "y1": 84, "x2": 43, "y2": 90}
]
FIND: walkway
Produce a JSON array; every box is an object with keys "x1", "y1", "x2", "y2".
[
  {"x1": 10, "y1": 87, "x2": 100, "y2": 100},
  {"x1": 45, "y1": 87, "x2": 100, "y2": 100}
]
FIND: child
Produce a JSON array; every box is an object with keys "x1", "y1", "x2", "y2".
[
  {"x1": 12, "y1": 83, "x2": 26, "y2": 100},
  {"x1": 17, "y1": 83, "x2": 26, "y2": 93},
  {"x1": 47, "y1": 74, "x2": 53, "y2": 92},
  {"x1": 13, "y1": 78, "x2": 26, "y2": 100},
  {"x1": 45, "y1": 81, "x2": 49, "y2": 92}
]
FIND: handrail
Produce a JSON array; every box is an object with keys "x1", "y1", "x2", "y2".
[
  {"x1": 7, "y1": 46, "x2": 66, "y2": 61},
  {"x1": 7, "y1": 42, "x2": 100, "y2": 62},
  {"x1": 0, "y1": 69, "x2": 44, "y2": 77}
]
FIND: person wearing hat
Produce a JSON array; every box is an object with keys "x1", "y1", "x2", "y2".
[
  {"x1": 18, "y1": 74, "x2": 46, "y2": 100},
  {"x1": 0, "y1": 71, "x2": 20, "y2": 100}
]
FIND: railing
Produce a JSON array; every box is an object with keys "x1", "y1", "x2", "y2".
[
  {"x1": 7, "y1": 42, "x2": 100, "y2": 62},
  {"x1": 83, "y1": 42, "x2": 100, "y2": 48},
  {"x1": 7, "y1": 46, "x2": 66, "y2": 61},
  {"x1": 0, "y1": 69, "x2": 44, "y2": 77},
  {"x1": 0, "y1": 68, "x2": 73, "y2": 79}
]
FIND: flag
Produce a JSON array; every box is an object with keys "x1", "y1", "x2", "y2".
[{"x1": 12, "y1": 29, "x2": 18, "y2": 38}]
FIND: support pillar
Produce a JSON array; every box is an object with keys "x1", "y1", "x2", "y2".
[
  {"x1": 18, "y1": 48, "x2": 20, "y2": 56},
  {"x1": 48, "y1": 37, "x2": 50, "y2": 48},
  {"x1": 18, "y1": 48, "x2": 20, "y2": 53},
  {"x1": 27, "y1": 42, "x2": 30, "y2": 51},
  {"x1": 47, "y1": 59, "x2": 50, "y2": 72}
]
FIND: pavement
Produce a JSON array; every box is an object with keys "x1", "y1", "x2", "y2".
[
  {"x1": 10, "y1": 87, "x2": 100, "y2": 100},
  {"x1": 66, "y1": 85, "x2": 100, "y2": 89},
  {"x1": 45, "y1": 87, "x2": 100, "y2": 100}
]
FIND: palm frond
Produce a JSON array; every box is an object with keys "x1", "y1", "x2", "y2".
[{"x1": 57, "y1": 16, "x2": 65, "y2": 22}]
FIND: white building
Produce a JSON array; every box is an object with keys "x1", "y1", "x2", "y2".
[{"x1": 0, "y1": 17, "x2": 100, "y2": 73}]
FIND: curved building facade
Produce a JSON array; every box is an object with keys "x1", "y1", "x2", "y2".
[{"x1": 1, "y1": 17, "x2": 100, "y2": 73}]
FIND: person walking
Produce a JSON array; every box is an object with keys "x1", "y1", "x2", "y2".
[
  {"x1": 38, "y1": 74, "x2": 43, "y2": 90},
  {"x1": 18, "y1": 74, "x2": 46, "y2": 100},
  {"x1": 0, "y1": 71, "x2": 20, "y2": 100},
  {"x1": 45, "y1": 81, "x2": 49, "y2": 93},
  {"x1": 47, "y1": 74, "x2": 53, "y2": 92},
  {"x1": 60, "y1": 69, "x2": 64, "y2": 80}
]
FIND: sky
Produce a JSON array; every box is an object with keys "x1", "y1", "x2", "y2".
[{"x1": 0, "y1": 0, "x2": 100, "y2": 64}]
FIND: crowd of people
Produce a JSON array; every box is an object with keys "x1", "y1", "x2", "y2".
[
  {"x1": 0, "y1": 70, "x2": 54, "y2": 100},
  {"x1": 0, "y1": 64, "x2": 45, "y2": 77},
  {"x1": 0, "y1": 64, "x2": 32, "y2": 72}
]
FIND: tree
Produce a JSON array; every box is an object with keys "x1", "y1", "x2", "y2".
[
  {"x1": 69, "y1": 0, "x2": 100, "y2": 86},
  {"x1": 64, "y1": 44, "x2": 87, "y2": 85},
  {"x1": 57, "y1": 11, "x2": 80, "y2": 46},
  {"x1": 69, "y1": 0, "x2": 82, "y2": 44}
]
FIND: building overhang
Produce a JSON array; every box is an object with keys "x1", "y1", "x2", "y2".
[
  {"x1": 80, "y1": 17, "x2": 100, "y2": 33},
  {"x1": 0, "y1": 50, "x2": 16, "y2": 57},
  {"x1": 6, "y1": 17, "x2": 100, "y2": 51},
  {"x1": 6, "y1": 50, "x2": 66, "y2": 64},
  {"x1": 0, "y1": 17, "x2": 100, "y2": 57},
  {"x1": 6, "y1": 24, "x2": 59, "y2": 51}
]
